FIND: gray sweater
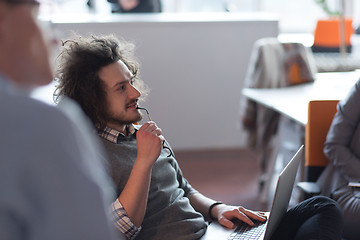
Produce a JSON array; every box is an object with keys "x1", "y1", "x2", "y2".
[{"x1": 101, "y1": 132, "x2": 207, "y2": 240}]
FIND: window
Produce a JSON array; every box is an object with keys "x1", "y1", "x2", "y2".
[{"x1": 39, "y1": 0, "x2": 359, "y2": 34}]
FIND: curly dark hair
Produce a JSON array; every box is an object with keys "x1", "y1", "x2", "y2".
[{"x1": 54, "y1": 34, "x2": 148, "y2": 131}]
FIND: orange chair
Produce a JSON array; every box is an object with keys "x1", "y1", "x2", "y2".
[
  {"x1": 312, "y1": 18, "x2": 354, "y2": 53},
  {"x1": 297, "y1": 100, "x2": 339, "y2": 198}
]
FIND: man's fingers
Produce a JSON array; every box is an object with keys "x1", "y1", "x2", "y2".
[
  {"x1": 140, "y1": 122, "x2": 162, "y2": 136},
  {"x1": 234, "y1": 209, "x2": 255, "y2": 226},
  {"x1": 217, "y1": 205, "x2": 268, "y2": 230},
  {"x1": 238, "y1": 206, "x2": 267, "y2": 222},
  {"x1": 221, "y1": 208, "x2": 255, "y2": 226},
  {"x1": 218, "y1": 217, "x2": 235, "y2": 229}
]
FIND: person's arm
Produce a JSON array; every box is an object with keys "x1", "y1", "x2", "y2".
[
  {"x1": 110, "y1": 199, "x2": 141, "y2": 239},
  {"x1": 189, "y1": 193, "x2": 267, "y2": 229},
  {"x1": 117, "y1": 122, "x2": 163, "y2": 228},
  {"x1": 324, "y1": 79, "x2": 360, "y2": 181},
  {"x1": 170, "y1": 153, "x2": 266, "y2": 230},
  {"x1": 1, "y1": 104, "x2": 120, "y2": 240}
]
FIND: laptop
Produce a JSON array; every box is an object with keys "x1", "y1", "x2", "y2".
[{"x1": 201, "y1": 145, "x2": 304, "y2": 240}]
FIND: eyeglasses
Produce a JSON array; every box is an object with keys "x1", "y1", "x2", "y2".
[
  {"x1": 137, "y1": 107, "x2": 152, "y2": 121},
  {"x1": 137, "y1": 107, "x2": 174, "y2": 158}
]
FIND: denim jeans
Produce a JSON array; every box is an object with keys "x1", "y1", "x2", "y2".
[{"x1": 270, "y1": 196, "x2": 343, "y2": 240}]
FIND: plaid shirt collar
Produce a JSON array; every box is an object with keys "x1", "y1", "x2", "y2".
[{"x1": 98, "y1": 124, "x2": 136, "y2": 144}]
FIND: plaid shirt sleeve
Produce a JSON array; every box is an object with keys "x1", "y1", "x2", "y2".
[{"x1": 110, "y1": 199, "x2": 141, "y2": 240}]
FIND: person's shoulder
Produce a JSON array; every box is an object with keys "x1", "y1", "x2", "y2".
[
  {"x1": 0, "y1": 92, "x2": 76, "y2": 139},
  {"x1": 353, "y1": 77, "x2": 360, "y2": 90},
  {"x1": 343, "y1": 77, "x2": 360, "y2": 105},
  {"x1": 0, "y1": 94, "x2": 80, "y2": 169},
  {"x1": 1, "y1": 91, "x2": 65, "y2": 119}
]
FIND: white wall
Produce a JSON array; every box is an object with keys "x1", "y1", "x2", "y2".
[{"x1": 48, "y1": 12, "x2": 278, "y2": 150}]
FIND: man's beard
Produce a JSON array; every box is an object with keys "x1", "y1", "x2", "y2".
[{"x1": 107, "y1": 110, "x2": 143, "y2": 126}]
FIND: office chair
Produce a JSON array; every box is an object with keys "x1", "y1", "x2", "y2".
[
  {"x1": 297, "y1": 100, "x2": 339, "y2": 199},
  {"x1": 240, "y1": 37, "x2": 317, "y2": 203}
]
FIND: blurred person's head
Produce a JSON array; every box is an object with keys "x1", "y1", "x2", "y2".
[
  {"x1": 55, "y1": 34, "x2": 148, "y2": 132},
  {"x1": 0, "y1": 0, "x2": 54, "y2": 88}
]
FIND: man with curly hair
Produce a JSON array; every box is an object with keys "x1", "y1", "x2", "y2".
[{"x1": 55, "y1": 34, "x2": 344, "y2": 240}]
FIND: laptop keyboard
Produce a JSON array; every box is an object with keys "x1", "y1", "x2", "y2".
[
  {"x1": 227, "y1": 221, "x2": 267, "y2": 240},
  {"x1": 313, "y1": 53, "x2": 360, "y2": 72}
]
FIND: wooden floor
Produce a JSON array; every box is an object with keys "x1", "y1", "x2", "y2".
[{"x1": 175, "y1": 148, "x2": 269, "y2": 211}]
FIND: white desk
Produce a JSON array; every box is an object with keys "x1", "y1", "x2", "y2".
[
  {"x1": 242, "y1": 71, "x2": 360, "y2": 126},
  {"x1": 241, "y1": 70, "x2": 360, "y2": 205}
]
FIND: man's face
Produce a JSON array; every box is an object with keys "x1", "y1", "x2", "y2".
[
  {"x1": 0, "y1": 1, "x2": 54, "y2": 87},
  {"x1": 99, "y1": 60, "x2": 142, "y2": 130}
]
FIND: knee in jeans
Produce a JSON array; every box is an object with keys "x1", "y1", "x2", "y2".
[{"x1": 310, "y1": 196, "x2": 342, "y2": 216}]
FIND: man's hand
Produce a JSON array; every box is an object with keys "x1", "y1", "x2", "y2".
[
  {"x1": 212, "y1": 204, "x2": 267, "y2": 229},
  {"x1": 119, "y1": 121, "x2": 164, "y2": 226},
  {"x1": 136, "y1": 121, "x2": 164, "y2": 168}
]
